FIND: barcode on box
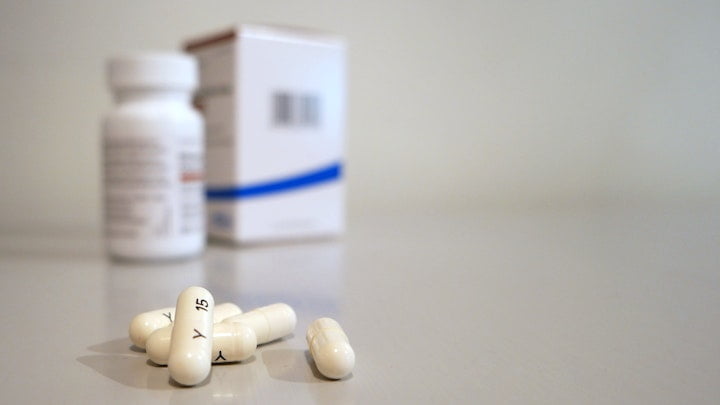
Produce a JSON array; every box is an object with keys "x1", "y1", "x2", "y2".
[{"x1": 273, "y1": 91, "x2": 320, "y2": 127}]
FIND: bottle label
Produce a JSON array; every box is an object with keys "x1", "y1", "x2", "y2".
[{"x1": 103, "y1": 134, "x2": 203, "y2": 240}]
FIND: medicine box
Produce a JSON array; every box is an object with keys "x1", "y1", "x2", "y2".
[{"x1": 185, "y1": 25, "x2": 346, "y2": 243}]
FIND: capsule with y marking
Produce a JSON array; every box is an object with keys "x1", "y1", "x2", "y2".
[
  {"x1": 168, "y1": 286, "x2": 215, "y2": 386},
  {"x1": 222, "y1": 303, "x2": 296, "y2": 345},
  {"x1": 307, "y1": 317, "x2": 355, "y2": 379},
  {"x1": 128, "y1": 302, "x2": 241, "y2": 349},
  {"x1": 147, "y1": 322, "x2": 257, "y2": 365},
  {"x1": 128, "y1": 306, "x2": 174, "y2": 349}
]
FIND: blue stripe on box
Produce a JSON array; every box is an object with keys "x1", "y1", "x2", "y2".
[{"x1": 206, "y1": 162, "x2": 342, "y2": 200}]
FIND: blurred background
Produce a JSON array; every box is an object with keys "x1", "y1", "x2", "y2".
[{"x1": 1, "y1": 0, "x2": 719, "y2": 232}]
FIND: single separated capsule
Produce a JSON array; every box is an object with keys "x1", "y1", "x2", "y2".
[
  {"x1": 168, "y1": 286, "x2": 214, "y2": 386},
  {"x1": 307, "y1": 317, "x2": 355, "y2": 379},
  {"x1": 222, "y1": 303, "x2": 296, "y2": 345},
  {"x1": 147, "y1": 322, "x2": 257, "y2": 365},
  {"x1": 129, "y1": 302, "x2": 241, "y2": 349}
]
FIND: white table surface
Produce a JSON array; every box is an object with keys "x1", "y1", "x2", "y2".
[{"x1": 1, "y1": 208, "x2": 718, "y2": 404}]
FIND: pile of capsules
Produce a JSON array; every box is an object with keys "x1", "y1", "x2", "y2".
[{"x1": 129, "y1": 286, "x2": 355, "y2": 386}]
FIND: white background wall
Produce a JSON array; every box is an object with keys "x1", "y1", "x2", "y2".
[{"x1": 1, "y1": 1, "x2": 719, "y2": 231}]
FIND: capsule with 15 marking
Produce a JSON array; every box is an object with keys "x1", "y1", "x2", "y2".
[{"x1": 167, "y1": 286, "x2": 215, "y2": 386}]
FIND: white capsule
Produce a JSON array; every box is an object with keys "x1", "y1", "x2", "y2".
[
  {"x1": 222, "y1": 303, "x2": 296, "y2": 345},
  {"x1": 128, "y1": 306, "x2": 174, "y2": 349},
  {"x1": 147, "y1": 322, "x2": 257, "y2": 365},
  {"x1": 167, "y1": 286, "x2": 215, "y2": 386},
  {"x1": 128, "y1": 302, "x2": 241, "y2": 349},
  {"x1": 306, "y1": 317, "x2": 355, "y2": 379},
  {"x1": 215, "y1": 303, "x2": 243, "y2": 322}
]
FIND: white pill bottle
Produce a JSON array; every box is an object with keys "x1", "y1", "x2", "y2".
[{"x1": 103, "y1": 53, "x2": 205, "y2": 261}]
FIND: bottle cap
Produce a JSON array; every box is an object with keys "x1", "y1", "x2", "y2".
[{"x1": 107, "y1": 52, "x2": 197, "y2": 90}]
